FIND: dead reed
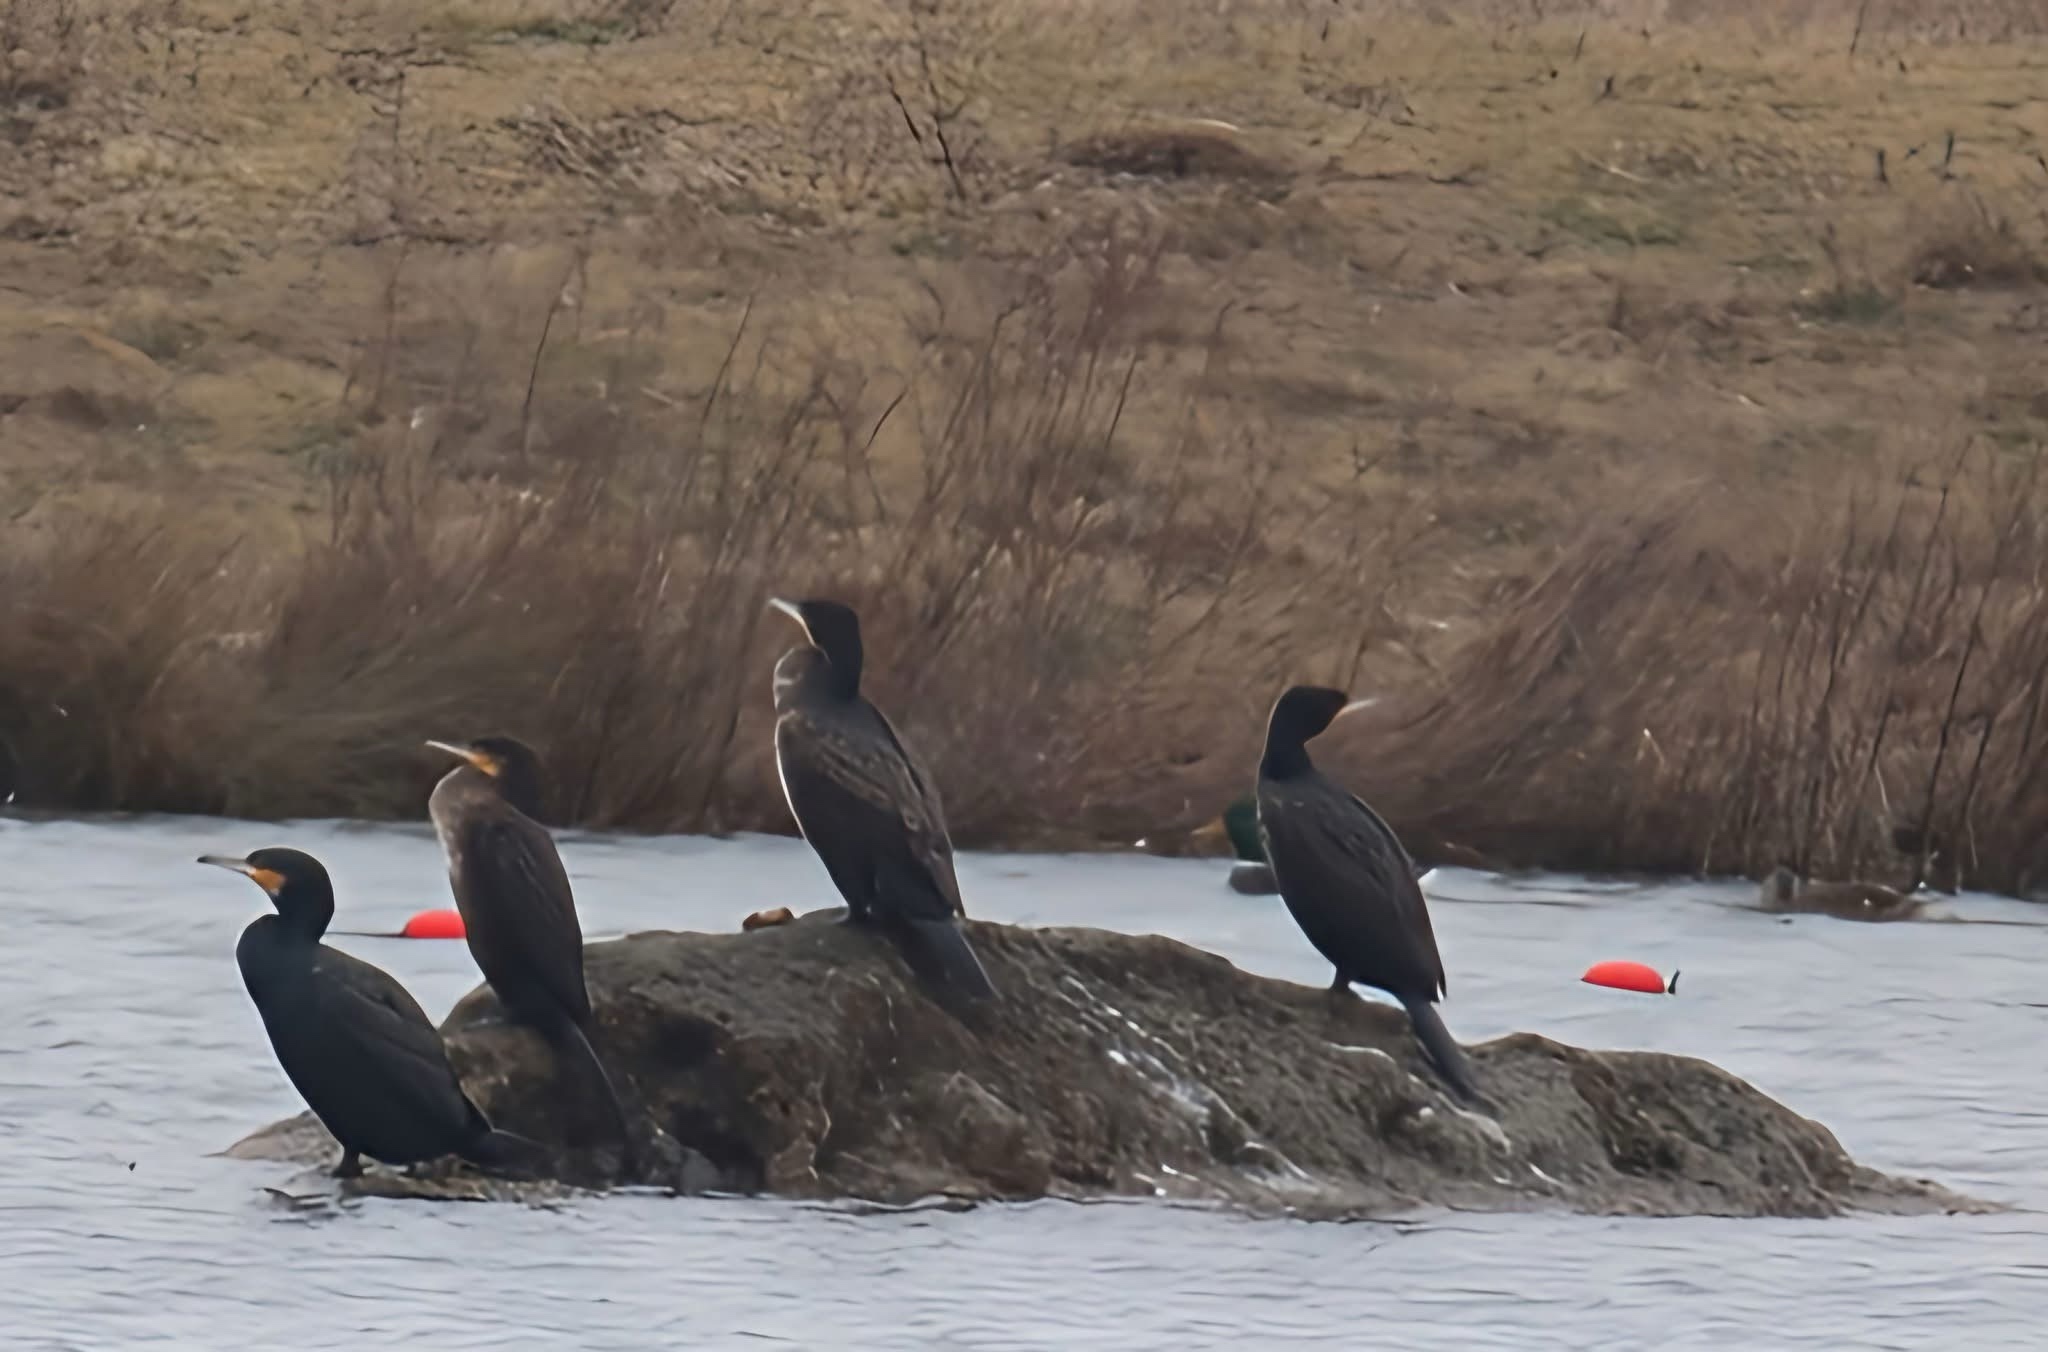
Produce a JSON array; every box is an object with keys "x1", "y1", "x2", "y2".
[
  {"x1": 5, "y1": 192, "x2": 2048, "y2": 892},
  {"x1": 0, "y1": 223, "x2": 1401, "y2": 844},
  {"x1": 1346, "y1": 445, "x2": 2048, "y2": 893}
]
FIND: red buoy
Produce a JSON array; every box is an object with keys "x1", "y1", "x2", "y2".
[
  {"x1": 400, "y1": 908, "x2": 467, "y2": 940},
  {"x1": 1581, "y1": 960, "x2": 1676, "y2": 995}
]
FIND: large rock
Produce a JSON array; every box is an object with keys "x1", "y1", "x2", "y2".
[{"x1": 228, "y1": 911, "x2": 1978, "y2": 1217}]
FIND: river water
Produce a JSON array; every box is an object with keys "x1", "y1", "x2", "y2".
[{"x1": 1, "y1": 815, "x2": 2043, "y2": 1349}]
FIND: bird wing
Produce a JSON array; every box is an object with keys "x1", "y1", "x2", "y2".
[
  {"x1": 1262, "y1": 778, "x2": 1447, "y2": 1000},
  {"x1": 308, "y1": 946, "x2": 472, "y2": 1117},
  {"x1": 1340, "y1": 790, "x2": 1446, "y2": 993},
  {"x1": 776, "y1": 703, "x2": 965, "y2": 920},
  {"x1": 869, "y1": 703, "x2": 966, "y2": 917},
  {"x1": 454, "y1": 811, "x2": 592, "y2": 1024}
]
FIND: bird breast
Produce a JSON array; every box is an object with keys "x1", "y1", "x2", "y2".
[
  {"x1": 426, "y1": 773, "x2": 468, "y2": 882},
  {"x1": 772, "y1": 715, "x2": 808, "y2": 840}
]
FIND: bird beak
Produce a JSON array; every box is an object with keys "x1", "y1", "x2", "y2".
[
  {"x1": 1189, "y1": 816, "x2": 1230, "y2": 847},
  {"x1": 198, "y1": 854, "x2": 284, "y2": 895},
  {"x1": 1335, "y1": 698, "x2": 1378, "y2": 721},
  {"x1": 767, "y1": 597, "x2": 811, "y2": 642},
  {"x1": 425, "y1": 739, "x2": 498, "y2": 776}
]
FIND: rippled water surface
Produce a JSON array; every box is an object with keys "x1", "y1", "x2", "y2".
[{"x1": 3, "y1": 816, "x2": 2045, "y2": 1349}]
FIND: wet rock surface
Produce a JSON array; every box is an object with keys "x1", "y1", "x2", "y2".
[{"x1": 229, "y1": 910, "x2": 1981, "y2": 1217}]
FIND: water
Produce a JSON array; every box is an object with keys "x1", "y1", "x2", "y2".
[{"x1": 2, "y1": 816, "x2": 2044, "y2": 1350}]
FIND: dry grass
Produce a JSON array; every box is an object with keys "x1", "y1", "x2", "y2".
[
  {"x1": 6, "y1": 0, "x2": 2048, "y2": 892},
  {"x1": 11, "y1": 228, "x2": 2048, "y2": 894},
  {"x1": 1906, "y1": 192, "x2": 2048, "y2": 290},
  {"x1": 0, "y1": 223, "x2": 1410, "y2": 844},
  {"x1": 1340, "y1": 450, "x2": 2048, "y2": 893}
]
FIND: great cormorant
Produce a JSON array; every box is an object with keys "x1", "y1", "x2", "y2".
[
  {"x1": 425, "y1": 736, "x2": 634, "y2": 1167},
  {"x1": 199, "y1": 847, "x2": 543, "y2": 1178},
  {"x1": 1254, "y1": 686, "x2": 1479, "y2": 1103},
  {"x1": 767, "y1": 598, "x2": 997, "y2": 1006}
]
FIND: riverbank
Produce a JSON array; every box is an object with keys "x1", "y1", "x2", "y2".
[{"x1": 4, "y1": 1, "x2": 2047, "y2": 890}]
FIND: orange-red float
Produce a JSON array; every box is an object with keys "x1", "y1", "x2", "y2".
[
  {"x1": 400, "y1": 908, "x2": 467, "y2": 940},
  {"x1": 1580, "y1": 959, "x2": 1676, "y2": 994}
]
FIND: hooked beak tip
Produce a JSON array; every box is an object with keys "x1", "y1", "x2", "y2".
[{"x1": 768, "y1": 597, "x2": 814, "y2": 644}]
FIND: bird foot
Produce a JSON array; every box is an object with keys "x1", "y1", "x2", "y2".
[{"x1": 331, "y1": 1151, "x2": 365, "y2": 1180}]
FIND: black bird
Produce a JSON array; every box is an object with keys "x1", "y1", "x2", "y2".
[
  {"x1": 1254, "y1": 686, "x2": 1480, "y2": 1104},
  {"x1": 767, "y1": 597, "x2": 997, "y2": 1006},
  {"x1": 199, "y1": 847, "x2": 543, "y2": 1179},
  {"x1": 425, "y1": 736, "x2": 634, "y2": 1166}
]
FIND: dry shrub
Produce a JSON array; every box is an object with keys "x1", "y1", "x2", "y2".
[
  {"x1": 0, "y1": 0, "x2": 86, "y2": 110},
  {"x1": 1353, "y1": 446, "x2": 2048, "y2": 892},
  {"x1": 1907, "y1": 193, "x2": 2048, "y2": 291},
  {"x1": 11, "y1": 215, "x2": 2048, "y2": 889},
  {"x1": 0, "y1": 515, "x2": 244, "y2": 809},
  {"x1": 0, "y1": 220, "x2": 1406, "y2": 842},
  {"x1": 1061, "y1": 124, "x2": 1292, "y2": 186}
]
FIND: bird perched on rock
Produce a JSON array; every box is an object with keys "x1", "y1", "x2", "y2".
[
  {"x1": 426, "y1": 736, "x2": 635, "y2": 1170},
  {"x1": 1254, "y1": 685, "x2": 1479, "y2": 1104},
  {"x1": 767, "y1": 597, "x2": 997, "y2": 1008},
  {"x1": 199, "y1": 847, "x2": 543, "y2": 1179}
]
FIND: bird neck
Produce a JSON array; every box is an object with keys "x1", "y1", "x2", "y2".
[
  {"x1": 820, "y1": 646, "x2": 862, "y2": 700},
  {"x1": 274, "y1": 882, "x2": 335, "y2": 940},
  {"x1": 1259, "y1": 740, "x2": 1314, "y2": 781},
  {"x1": 437, "y1": 762, "x2": 540, "y2": 821},
  {"x1": 495, "y1": 763, "x2": 545, "y2": 823}
]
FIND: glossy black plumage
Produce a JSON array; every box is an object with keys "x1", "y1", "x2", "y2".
[
  {"x1": 426, "y1": 736, "x2": 633, "y2": 1164},
  {"x1": 1254, "y1": 687, "x2": 1480, "y2": 1103},
  {"x1": 200, "y1": 847, "x2": 540, "y2": 1178},
  {"x1": 769, "y1": 599, "x2": 997, "y2": 1006}
]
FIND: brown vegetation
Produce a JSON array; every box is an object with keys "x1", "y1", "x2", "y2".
[
  {"x1": 5, "y1": 0, "x2": 2048, "y2": 892},
  {"x1": 0, "y1": 224, "x2": 1407, "y2": 845},
  {"x1": 1358, "y1": 453, "x2": 2048, "y2": 893}
]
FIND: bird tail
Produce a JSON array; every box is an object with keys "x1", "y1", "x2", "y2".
[
  {"x1": 548, "y1": 1016, "x2": 639, "y2": 1173},
  {"x1": 1400, "y1": 996, "x2": 1482, "y2": 1106},
  {"x1": 460, "y1": 1127, "x2": 552, "y2": 1179},
  {"x1": 892, "y1": 916, "x2": 998, "y2": 1007}
]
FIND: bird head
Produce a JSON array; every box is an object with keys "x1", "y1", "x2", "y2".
[
  {"x1": 425, "y1": 735, "x2": 547, "y2": 821},
  {"x1": 198, "y1": 847, "x2": 334, "y2": 932},
  {"x1": 769, "y1": 597, "x2": 864, "y2": 695}
]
